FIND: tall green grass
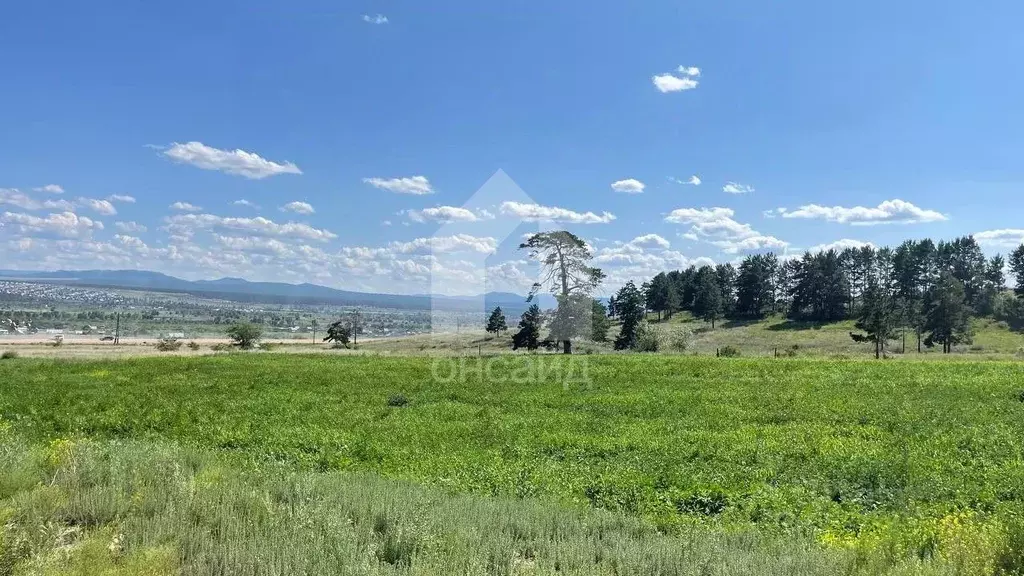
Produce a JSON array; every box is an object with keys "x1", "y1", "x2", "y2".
[
  {"x1": 0, "y1": 432, "x2": 987, "y2": 575},
  {"x1": 2, "y1": 355, "x2": 1024, "y2": 572}
]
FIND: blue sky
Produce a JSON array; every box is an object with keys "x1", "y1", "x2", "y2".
[{"x1": 2, "y1": 1, "x2": 1024, "y2": 295}]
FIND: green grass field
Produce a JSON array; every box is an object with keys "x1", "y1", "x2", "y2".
[{"x1": 2, "y1": 354, "x2": 1024, "y2": 573}]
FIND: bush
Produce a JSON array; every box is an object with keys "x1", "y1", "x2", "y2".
[
  {"x1": 387, "y1": 394, "x2": 409, "y2": 407},
  {"x1": 259, "y1": 342, "x2": 276, "y2": 352},
  {"x1": 718, "y1": 346, "x2": 740, "y2": 358},
  {"x1": 155, "y1": 338, "x2": 183, "y2": 352},
  {"x1": 1, "y1": 350, "x2": 18, "y2": 359},
  {"x1": 211, "y1": 343, "x2": 232, "y2": 352},
  {"x1": 226, "y1": 323, "x2": 263, "y2": 350},
  {"x1": 633, "y1": 323, "x2": 661, "y2": 353},
  {"x1": 994, "y1": 292, "x2": 1024, "y2": 331},
  {"x1": 668, "y1": 327, "x2": 693, "y2": 353},
  {"x1": 187, "y1": 341, "x2": 201, "y2": 351}
]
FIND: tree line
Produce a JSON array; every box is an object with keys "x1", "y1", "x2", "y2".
[{"x1": 620, "y1": 236, "x2": 1024, "y2": 356}]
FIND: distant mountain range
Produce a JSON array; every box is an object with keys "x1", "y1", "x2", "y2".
[{"x1": 0, "y1": 269, "x2": 556, "y2": 312}]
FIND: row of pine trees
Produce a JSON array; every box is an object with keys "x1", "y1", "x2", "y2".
[{"x1": 612, "y1": 236, "x2": 1024, "y2": 356}]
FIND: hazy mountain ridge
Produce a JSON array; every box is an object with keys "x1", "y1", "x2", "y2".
[{"x1": 0, "y1": 269, "x2": 554, "y2": 312}]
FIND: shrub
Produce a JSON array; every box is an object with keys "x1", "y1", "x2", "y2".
[
  {"x1": 1, "y1": 350, "x2": 18, "y2": 359},
  {"x1": 226, "y1": 323, "x2": 262, "y2": 350},
  {"x1": 633, "y1": 323, "x2": 661, "y2": 353},
  {"x1": 668, "y1": 327, "x2": 693, "y2": 353},
  {"x1": 155, "y1": 338, "x2": 183, "y2": 352},
  {"x1": 211, "y1": 343, "x2": 232, "y2": 352},
  {"x1": 387, "y1": 394, "x2": 409, "y2": 407},
  {"x1": 718, "y1": 345, "x2": 740, "y2": 358},
  {"x1": 258, "y1": 342, "x2": 276, "y2": 352},
  {"x1": 187, "y1": 341, "x2": 201, "y2": 351}
]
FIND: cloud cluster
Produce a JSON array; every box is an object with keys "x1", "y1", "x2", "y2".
[
  {"x1": 722, "y1": 182, "x2": 754, "y2": 194},
  {"x1": 666, "y1": 207, "x2": 787, "y2": 254},
  {"x1": 363, "y1": 176, "x2": 434, "y2": 195},
  {"x1": 170, "y1": 202, "x2": 202, "y2": 212},
  {"x1": 405, "y1": 206, "x2": 494, "y2": 223},
  {"x1": 163, "y1": 213, "x2": 338, "y2": 242},
  {"x1": 500, "y1": 201, "x2": 615, "y2": 224},
  {"x1": 281, "y1": 201, "x2": 315, "y2": 215},
  {"x1": 611, "y1": 178, "x2": 645, "y2": 194},
  {"x1": 652, "y1": 66, "x2": 701, "y2": 93},
  {"x1": 162, "y1": 141, "x2": 302, "y2": 179},
  {"x1": 778, "y1": 199, "x2": 947, "y2": 225},
  {"x1": 975, "y1": 229, "x2": 1024, "y2": 248},
  {"x1": 1, "y1": 211, "x2": 104, "y2": 239}
]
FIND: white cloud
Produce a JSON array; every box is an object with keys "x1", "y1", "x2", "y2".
[
  {"x1": 723, "y1": 182, "x2": 755, "y2": 194},
  {"x1": 779, "y1": 199, "x2": 948, "y2": 225},
  {"x1": 33, "y1": 185, "x2": 64, "y2": 194},
  {"x1": 362, "y1": 14, "x2": 388, "y2": 24},
  {"x1": 389, "y1": 234, "x2": 498, "y2": 255},
  {"x1": 0, "y1": 188, "x2": 75, "y2": 211},
  {"x1": 628, "y1": 233, "x2": 671, "y2": 250},
  {"x1": 975, "y1": 229, "x2": 1024, "y2": 248},
  {"x1": 163, "y1": 213, "x2": 337, "y2": 242},
  {"x1": 114, "y1": 234, "x2": 147, "y2": 249},
  {"x1": 107, "y1": 194, "x2": 136, "y2": 203},
  {"x1": 281, "y1": 201, "x2": 315, "y2": 215},
  {"x1": 78, "y1": 198, "x2": 117, "y2": 216},
  {"x1": 232, "y1": 199, "x2": 259, "y2": 209},
  {"x1": 499, "y1": 201, "x2": 616, "y2": 224},
  {"x1": 161, "y1": 141, "x2": 302, "y2": 179},
  {"x1": 807, "y1": 239, "x2": 875, "y2": 253},
  {"x1": 1, "y1": 211, "x2": 104, "y2": 238},
  {"x1": 652, "y1": 65, "x2": 701, "y2": 93},
  {"x1": 611, "y1": 178, "x2": 646, "y2": 194},
  {"x1": 405, "y1": 206, "x2": 493, "y2": 223},
  {"x1": 382, "y1": 220, "x2": 392, "y2": 226},
  {"x1": 362, "y1": 176, "x2": 434, "y2": 195},
  {"x1": 669, "y1": 175, "x2": 701, "y2": 186},
  {"x1": 115, "y1": 221, "x2": 147, "y2": 233},
  {"x1": 664, "y1": 206, "x2": 788, "y2": 254},
  {"x1": 170, "y1": 202, "x2": 203, "y2": 212}
]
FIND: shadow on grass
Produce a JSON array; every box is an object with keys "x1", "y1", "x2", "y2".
[{"x1": 766, "y1": 320, "x2": 830, "y2": 332}]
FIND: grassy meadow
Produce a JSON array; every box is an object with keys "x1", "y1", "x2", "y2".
[{"x1": 2, "y1": 354, "x2": 1024, "y2": 573}]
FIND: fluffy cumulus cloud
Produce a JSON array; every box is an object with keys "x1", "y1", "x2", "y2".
[
  {"x1": 107, "y1": 194, "x2": 136, "y2": 203},
  {"x1": 594, "y1": 234, "x2": 713, "y2": 288},
  {"x1": 170, "y1": 202, "x2": 202, "y2": 212},
  {"x1": 404, "y1": 206, "x2": 494, "y2": 223},
  {"x1": 78, "y1": 198, "x2": 117, "y2": 216},
  {"x1": 1, "y1": 211, "x2": 104, "y2": 238},
  {"x1": 722, "y1": 182, "x2": 754, "y2": 194},
  {"x1": 161, "y1": 141, "x2": 302, "y2": 179},
  {"x1": 34, "y1": 185, "x2": 64, "y2": 194},
  {"x1": 611, "y1": 178, "x2": 645, "y2": 194},
  {"x1": 363, "y1": 176, "x2": 434, "y2": 195},
  {"x1": 668, "y1": 175, "x2": 701, "y2": 186},
  {"x1": 500, "y1": 201, "x2": 615, "y2": 224},
  {"x1": 0, "y1": 188, "x2": 75, "y2": 212},
  {"x1": 362, "y1": 14, "x2": 388, "y2": 24},
  {"x1": 163, "y1": 213, "x2": 338, "y2": 242},
  {"x1": 232, "y1": 199, "x2": 259, "y2": 209},
  {"x1": 281, "y1": 201, "x2": 315, "y2": 215},
  {"x1": 652, "y1": 65, "x2": 701, "y2": 93},
  {"x1": 665, "y1": 206, "x2": 788, "y2": 254},
  {"x1": 778, "y1": 199, "x2": 947, "y2": 225},
  {"x1": 388, "y1": 234, "x2": 498, "y2": 255},
  {"x1": 975, "y1": 229, "x2": 1024, "y2": 248}
]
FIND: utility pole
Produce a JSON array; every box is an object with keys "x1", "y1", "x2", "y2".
[
  {"x1": 114, "y1": 312, "x2": 120, "y2": 345},
  {"x1": 311, "y1": 318, "x2": 317, "y2": 344}
]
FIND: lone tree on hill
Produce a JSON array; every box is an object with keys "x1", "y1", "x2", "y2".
[
  {"x1": 850, "y1": 277, "x2": 899, "y2": 359},
  {"x1": 923, "y1": 271, "x2": 972, "y2": 353},
  {"x1": 512, "y1": 304, "x2": 542, "y2": 351},
  {"x1": 692, "y1": 267, "x2": 724, "y2": 329},
  {"x1": 323, "y1": 319, "x2": 353, "y2": 348},
  {"x1": 485, "y1": 307, "x2": 508, "y2": 335},
  {"x1": 226, "y1": 323, "x2": 262, "y2": 350},
  {"x1": 520, "y1": 231, "x2": 604, "y2": 354},
  {"x1": 613, "y1": 281, "x2": 646, "y2": 350}
]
